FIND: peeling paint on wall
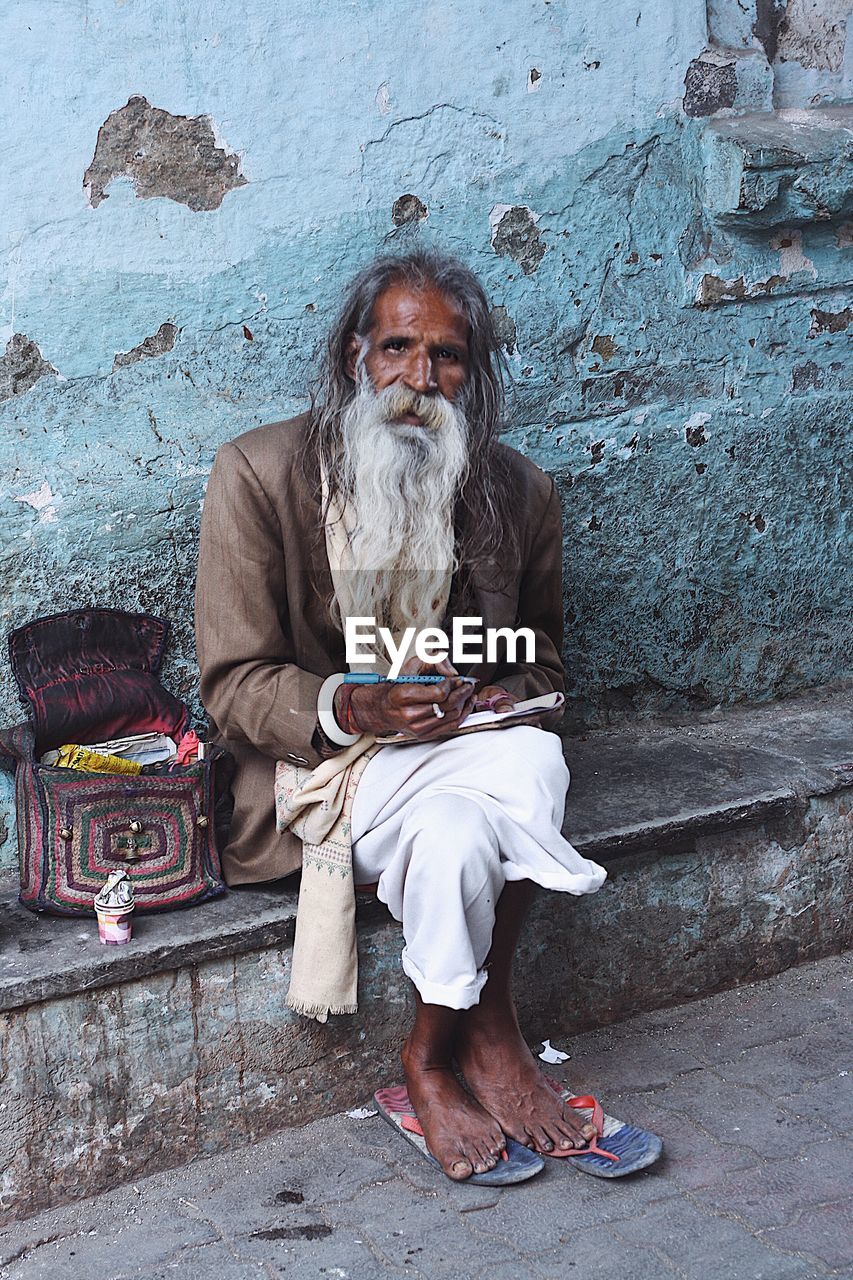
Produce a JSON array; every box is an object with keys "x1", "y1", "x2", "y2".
[
  {"x1": 808, "y1": 305, "x2": 852, "y2": 334},
  {"x1": 684, "y1": 411, "x2": 712, "y2": 447},
  {"x1": 490, "y1": 205, "x2": 545, "y2": 274},
  {"x1": 591, "y1": 335, "x2": 619, "y2": 362},
  {"x1": 0, "y1": 335, "x2": 58, "y2": 401},
  {"x1": 489, "y1": 305, "x2": 517, "y2": 354},
  {"x1": 112, "y1": 323, "x2": 179, "y2": 371},
  {"x1": 683, "y1": 55, "x2": 737, "y2": 117},
  {"x1": 83, "y1": 96, "x2": 247, "y2": 211},
  {"x1": 391, "y1": 194, "x2": 428, "y2": 226},
  {"x1": 777, "y1": 0, "x2": 851, "y2": 71},
  {"x1": 770, "y1": 230, "x2": 817, "y2": 278},
  {"x1": 696, "y1": 273, "x2": 788, "y2": 304},
  {"x1": 14, "y1": 482, "x2": 62, "y2": 525}
]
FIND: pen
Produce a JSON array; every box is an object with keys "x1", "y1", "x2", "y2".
[{"x1": 343, "y1": 673, "x2": 477, "y2": 685}]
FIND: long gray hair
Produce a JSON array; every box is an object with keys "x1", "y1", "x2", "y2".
[{"x1": 302, "y1": 250, "x2": 518, "y2": 596}]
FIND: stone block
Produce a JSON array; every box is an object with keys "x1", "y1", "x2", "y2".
[{"x1": 701, "y1": 105, "x2": 853, "y2": 227}]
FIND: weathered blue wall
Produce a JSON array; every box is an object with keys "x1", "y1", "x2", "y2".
[{"x1": 2, "y1": 1, "x2": 851, "y2": 864}]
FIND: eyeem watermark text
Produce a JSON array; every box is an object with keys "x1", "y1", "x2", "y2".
[{"x1": 345, "y1": 617, "x2": 535, "y2": 678}]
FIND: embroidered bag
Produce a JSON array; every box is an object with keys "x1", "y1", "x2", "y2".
[{"x1": 0, "y1": 608, "x2": 233, "y2": 915}]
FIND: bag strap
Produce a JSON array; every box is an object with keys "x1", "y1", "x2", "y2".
[{"x1": 0, "y1": 720, "x2": 36, "y2": 770}]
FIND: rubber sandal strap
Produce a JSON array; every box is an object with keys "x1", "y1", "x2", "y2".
[
  {"x1": 565, "y1": 1094, "x2": 620, "y2": 1163},
  {"x1": 566, "y1": 1094, "x2": 605, "y2": 1136}
]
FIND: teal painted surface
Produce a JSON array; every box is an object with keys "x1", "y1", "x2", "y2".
[{"x1": 2, "y1": 0, "x2": 852, "y2": 865}]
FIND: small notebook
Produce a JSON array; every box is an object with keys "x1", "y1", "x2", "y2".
[
  {"x1": 375, "y1": 691, "x2": 565, "y2": 745},
  {"x1": 458, "y1": 690, "x2": 565, "y2": 728}
]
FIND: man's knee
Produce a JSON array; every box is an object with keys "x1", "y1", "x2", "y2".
[
  {"x1": 495, "y1": 726, "x2": 570, "y2": 797},
  {"x1": 401, "y1": 792, "x2": 500, "y2": 894}
]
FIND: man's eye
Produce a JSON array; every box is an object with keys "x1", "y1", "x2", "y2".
[
  {"x1": 384, "y1": 340, "x2": 407, "y2": 352},
  {"x1": 437, "y1": 349, "x2": 459, "y2": 361}
]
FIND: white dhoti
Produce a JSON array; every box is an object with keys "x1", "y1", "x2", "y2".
[{"x1": 350, "y1": 725, "x2": 606, "y2": 1010}]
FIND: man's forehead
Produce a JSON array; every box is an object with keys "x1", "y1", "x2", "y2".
[{"x1": 369, "y1": 283, "x2": 470, "y2": 343}]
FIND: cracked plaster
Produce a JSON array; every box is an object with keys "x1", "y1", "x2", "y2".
[
  {"x1": 84, "y1": 96, "x2": 247, "y2": 212},
  {"x1": 684, "y1": 56, "x2": 738, "y2": 117},
  {"x1": 0, "y1": 335, "x2": 58, "y2": 402},
  {"x1": 777, "y1": 0, "x2": 852, "y2": 71},
  {"x1": 490, "y1": 205, "x2": 546, "y2": 274},
  {"x1": 112, "y1": 322, "x2": 179, "y2": 371}
]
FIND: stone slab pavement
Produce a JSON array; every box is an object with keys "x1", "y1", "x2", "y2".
[{"x1": 0, "y1": 953, "x2": 849, "y2": 1280}]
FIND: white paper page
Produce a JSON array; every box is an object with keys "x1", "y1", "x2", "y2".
[{"x1": 458, "y1": 690, "x2": 564, "y2": 728}]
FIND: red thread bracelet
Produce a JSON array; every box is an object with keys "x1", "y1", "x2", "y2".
[{"x1": 335, "y1": 683, "x2": 363, "y2": 734}]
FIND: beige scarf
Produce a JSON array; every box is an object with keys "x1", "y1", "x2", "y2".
[{"x1": 275, "y1": 479, "x2": 450, "y2": 1021}]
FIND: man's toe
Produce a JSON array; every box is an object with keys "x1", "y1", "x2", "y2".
[
  {"x1": 530, "y1": 1125, "x2": 555, "y2": 1153},
  {"x1": 448, "y1": 1157, "x2": 473, "y2": 1180},
  {"x1": 555, "y1": 1121, "x2": 585, "y2": 1148}
]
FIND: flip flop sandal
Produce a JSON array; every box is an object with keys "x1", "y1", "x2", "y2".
[
  {"x1": 542, "y1": 1077, "x2": 663, "y2": 1177},
  {"x1": 374, "y1": 1084, "x2": 545, "y2": 1186}
]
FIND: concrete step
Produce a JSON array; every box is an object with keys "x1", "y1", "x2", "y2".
[{"x1": 1, "y1": 685, "x2": 851, "y2": 1224}]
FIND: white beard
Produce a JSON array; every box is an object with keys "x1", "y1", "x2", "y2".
[{"x1": 333, "y1": 377, "x2": 470, "y2": 634}]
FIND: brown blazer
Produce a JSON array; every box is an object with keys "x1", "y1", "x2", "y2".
[{"x1": 194, "y1": 413, "x2": 565, "y2": 885}]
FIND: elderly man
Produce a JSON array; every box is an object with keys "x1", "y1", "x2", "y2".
[{"x1": 195, "y1": 250, "x2": 608, "y2": 1182}]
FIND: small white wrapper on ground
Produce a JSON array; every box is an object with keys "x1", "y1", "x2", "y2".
[{"x1": 539, "y1": 1039, "x2": 570, "y2": 1064}]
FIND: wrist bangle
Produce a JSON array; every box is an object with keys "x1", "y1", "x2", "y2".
[{"x1": 317, "y1": 674, "x2": 362, "y2": 746}]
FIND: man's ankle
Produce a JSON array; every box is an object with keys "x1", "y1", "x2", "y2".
[{"x1": 402, "y1": 1036, "x2": 453, "y2": 1073}]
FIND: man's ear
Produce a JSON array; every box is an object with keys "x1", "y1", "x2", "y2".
[{"x1": 344, "y1": 333, "x2": 361, "y2": 382}]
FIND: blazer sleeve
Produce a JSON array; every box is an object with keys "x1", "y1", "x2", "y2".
[
  {"x1": 194, "y1": 441, "x2": 324, "y2": 766},
  {"x1": 493, "y1": 476, "x2": 566, "y2": 707}
]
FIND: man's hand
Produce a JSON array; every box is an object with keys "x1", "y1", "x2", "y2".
[
  {"x1": 347, "y1": 656, "x2": 476, "y2": 740},
  {"x1": 475, "y1": 685, "x2": 518, "y2": 713}
]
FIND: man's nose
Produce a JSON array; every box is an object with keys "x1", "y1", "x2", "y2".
[{"x1": 402, "y1": 350, "x2": 435, "y2": 395}]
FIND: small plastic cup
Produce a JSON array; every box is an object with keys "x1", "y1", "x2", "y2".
[{"x1": 96, "y1": 908, "x2": 134, "y2": 945}]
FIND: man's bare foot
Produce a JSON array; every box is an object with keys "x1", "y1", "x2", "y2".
[
  {"x1": 454, "y1": 1008, "x2": 595, "y2": 1155},
  {"x1": 401, "y1": 1037, "x2": 507, "y2": 1180}
]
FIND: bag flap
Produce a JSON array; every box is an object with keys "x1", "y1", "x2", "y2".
[
  {"x1": 10, "y1": 609, "x2": 170, "y2": 697},
  {"x1": 7, "y1": 609, "x2": 187, "y2": 752}
]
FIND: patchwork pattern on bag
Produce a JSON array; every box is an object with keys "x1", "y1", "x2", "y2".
[{"x1": 15, "y1": 758, "x2": 227, "y2": 915}]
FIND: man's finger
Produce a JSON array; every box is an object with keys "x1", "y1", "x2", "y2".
[{"x1": 391, "y1": 677, "x2": 454, "y2": 705}]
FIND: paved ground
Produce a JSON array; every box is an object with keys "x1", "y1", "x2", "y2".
[{"x1": 1, "y1": 953, "x2": 849, "y2": 1280}]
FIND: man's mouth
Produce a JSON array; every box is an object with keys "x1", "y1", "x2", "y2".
[{"x1": 395, "y1": 411, "x2": 424, "y2": 426}]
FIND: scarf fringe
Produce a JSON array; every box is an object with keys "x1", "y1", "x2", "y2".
[{"x1": 285, "y1": 993, "x2": 358, "y2": 1022}]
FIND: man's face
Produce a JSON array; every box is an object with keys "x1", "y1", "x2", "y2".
[{"x1": 347, "y1": 284, "x2": 470, "y2": 424}]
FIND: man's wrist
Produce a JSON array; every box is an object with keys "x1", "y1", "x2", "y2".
[
  {"x1": 316, "y1": 673, "x2": 362, "y2": 747},
  {"x1": 334, "y1": 683, "x2": 363, "y2": 734}
]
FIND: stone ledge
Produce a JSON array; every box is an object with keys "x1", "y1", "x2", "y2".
[
  {"x1": 701, "y1": 105, "x2": 853, "y2": 228},
  {"x1": 1, "y1": 685, "x2": 850, "y2": 1016},
  {"x1": 700, "y1": 104, "x2": 853, "y2": 228}
]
